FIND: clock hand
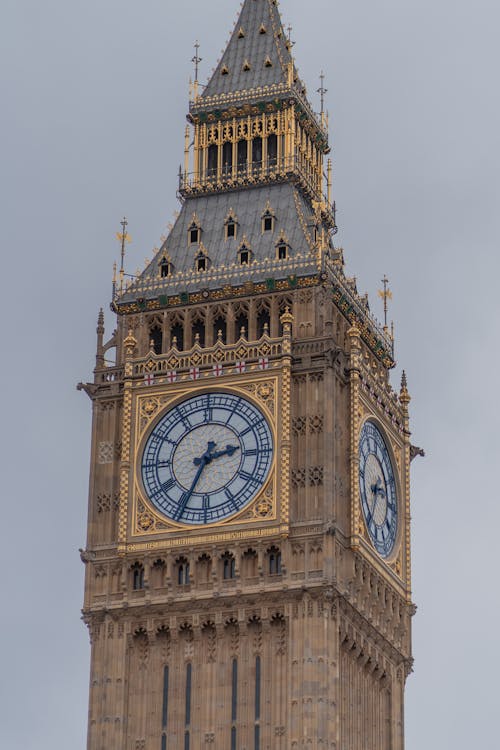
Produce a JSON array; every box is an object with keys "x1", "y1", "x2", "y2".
[
  {"x1": 193, "y1": 441, "x2": 217, "y2": 466},
  {"x1": 175, "y1": 442, "x2": 217, "y2": 521},
  {"x1": 210, "y1": 444, "x2": 240, "y2": 461}
]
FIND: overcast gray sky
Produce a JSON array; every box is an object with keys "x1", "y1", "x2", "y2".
[{"x1": 1, "y1": 1, "x2": 499, "y2": 747}]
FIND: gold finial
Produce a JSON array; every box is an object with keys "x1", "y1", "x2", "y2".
[
  {"x1": 280, "y1": 307, "x2": 294, "y2": 326},
  {"x1": 400, "y1": 370, "x2": 411, "y2": 407},
  {"x1": 116, "y1": 217, "x2": 131, "y2": 294},
  {"x1": 378, "y1": 275, "x2": 393, "y2": 330},
  {"x1": 192, "y1": 40, "x2": 202, "y2": 100}
]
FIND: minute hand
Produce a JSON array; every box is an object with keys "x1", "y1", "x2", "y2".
[{"x1": 174, "y1": 457, "x2": 207, "y2": 521}]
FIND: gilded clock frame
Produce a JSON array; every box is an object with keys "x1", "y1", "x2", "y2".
[{"x1": 119, "y1": 367, "x2": 290, "y2": 553}]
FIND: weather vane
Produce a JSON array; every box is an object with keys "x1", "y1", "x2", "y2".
[
  {"x1": 317, "y1": 71, "x2": 327, "y2": 115},
  {"x1": 287, "y1": 24, "x2": 295, "y2": 46},
  {"x1": 378, "y1": 275, "x2": 393, "y2": 329},
  {"x1": 116, "y1": 217, "x2": 131, "y2": 293}
]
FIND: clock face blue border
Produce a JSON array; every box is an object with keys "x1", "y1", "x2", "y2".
[
  {"x1": 358, "y1": 421, "x2": 398, "y2": 558},
  {"x1": 141, "y1": 392, "x2": 274, "y2": 526}
]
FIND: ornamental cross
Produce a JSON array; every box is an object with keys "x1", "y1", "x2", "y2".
[
  {"x1": 259, "y1": 357, "x2": 269, "y2": 371},
  {"x1": 378, "y1": 275, "x2": 393, "y2": 328},
  {"x1": 144, "y1": 373, "x2": 155, "y2": 386},
  {"x1": 213, "y1": 364, "x2": 224, "y2": 377},
  {"x1": 190, "y1": 366, "x2": 201, "y2": 381},
  {"x1": 235, "y1": 361, "x2": 246, "y2": 374},
  {"x1": 166, "y1": 371, "x2": 177, "y2": 383}
]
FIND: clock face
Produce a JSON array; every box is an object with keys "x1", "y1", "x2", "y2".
[
  {"x1": 141, "y1": 392, "x2": 274, "y2": 525},
  {"x1": 359, "y1": 421, "x2": 398, "y2": 558}
]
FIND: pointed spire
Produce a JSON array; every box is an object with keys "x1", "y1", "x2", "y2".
[{"x1": 199, "y1": 0, "x2": 296, "y2": 101}]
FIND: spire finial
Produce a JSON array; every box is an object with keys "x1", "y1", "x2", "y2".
[
  {"x1": 116, "y1": 217, "x2": 131, "y2": 294},
  {"x1": 287, "y1": 24, "x2": 295, "y2": 47},
  {"x1": 378, "y1": 275, "x2": 393, "y2": 330},
  {"x1": 317, "y1": 71, "x2": 327, "y2": 116},
  {"x1": 192, "y1": 40, "x2": 202, "y2": 83}
]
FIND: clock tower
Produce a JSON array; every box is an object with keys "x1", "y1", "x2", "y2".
[{"x1": 79, "y1": 2, "x2": 415, "y2": 748}]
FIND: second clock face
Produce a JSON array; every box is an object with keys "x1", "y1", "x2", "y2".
[
  {"x1": 141, "y1": 392, "x2": 274, "y2": 525},
  {"x1": 359, "y1": 420, "x2": 398, "y2": 558}
]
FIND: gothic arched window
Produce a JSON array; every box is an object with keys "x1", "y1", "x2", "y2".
[
  {"x1": 131, "y1": 562, "x2": 145, "y2": 590},
  {"x1": 257, "y1": 307, "x2": 271, "y2": 338},
  {"x1": 213, "y1": 315, "x2": 227, "y2": 344},
  {"x1": 191, "y1": 315, "x2": 205, "y2": 347},
  {"x1": 222, "y1": 552, "x2": 236, "y2": 580},
  {"x1": 177, "y1": 557, "x2": 190, "y2": 586},
  {"x1": 235, "y1": 311, "x2": 249, "y2": 340},
  {"x1": 171, "y1": 322, "x2": 184, "y2": 351},
  {"x1": 268, "y1": 546, "x2": 282, "y2": 575},
  {"x1": 150, "y1": 325, "x2": 163, "y2": 355}
]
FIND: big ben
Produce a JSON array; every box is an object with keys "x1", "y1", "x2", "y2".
[{"x1": 79, "y1": 1, "x2": 415, "y2": 748}]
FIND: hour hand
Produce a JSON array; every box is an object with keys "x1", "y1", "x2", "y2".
[
  {"x1": 370, "y1": 477, "x2": 386, "y2": 498},
  {"x1": 194, "y1": 441, "x2": 217, "y2": 466},
  {"x1": 211, "y1": 444, "x2": 240, "y2": 461}
]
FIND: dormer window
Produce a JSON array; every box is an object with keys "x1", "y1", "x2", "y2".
[
  {"x1": 189, "y1": 225, "x2": 200, "y2": 244},
  {"x1": 195, "y1": 243, "x2": 209, "y2": 272},
  {"x1": 264, "y1": 57, "x2": 273, "y2": 68},
  {"x1": 159, "y1": 256, "x2": 172, "y2": 278},
  {"x1": 262, "y1": 205, "x2": 275, "y2": 233},
  {"x1": 221, "y1": 65, "x2": 229, "y2": 76},
  {"x1": 277, "y1": 243, "x2": 288, "y2": 260},
  {"x1": 237, "y1": 236, "x2": 252, "y2": 265},
  {"x1": 225, "y1": 211, "x2": 238, "y2": 240},
  {"x1": 238, "y1": 27, "x2": 245, "y2": 39},
  {"x1": 239, "y1": 245, "x2": 250, "y2": 265},
  {"x1": 259, "y1": 24, "x2": 267, "y2": 34}
]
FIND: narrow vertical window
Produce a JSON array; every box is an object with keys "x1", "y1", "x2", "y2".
[
  {"x1": 231, "y1": 658, "x2": 238, "y2": 749},
  {"x1": 223, "y1": 141, "x2": 233, "y2": 175},
  {"x1": 254, "y1": 655, "x2": 261, "y2": 749},
  {"x1": 150, "y1": 326, "x2": 163, "y2": 355},
  {"x1": 207, "y1": 144, "x2": 218, "y2": 176},
  {"x1": 268, "y1": 134, "x2": 277, "y2": 167},
  {"x1": 252, "y1": 136, "x2": 262, "y2": 172},
  {"x1": 162, "y1": 666, "x2": 169, "y2": 729},
  {"x1": 171, "y1": 323, "x2": 184, "y2": 351},
  {"x1": 237, "y1": 139, "x2": 247, "y2": 170},
  {"x1": 184, "y1": 663, "x2": 192, "y2": 750},
  {"x1": 161, "y1": 735, "x2": 167, "y2": 750}
]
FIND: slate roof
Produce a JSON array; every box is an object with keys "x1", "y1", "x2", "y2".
[
  {"x1": 118, "y1": 184, "x2": 325, "y2": 303},
  {"x1": 201, "y1": 0, "x2": 297, "y2": 99}
]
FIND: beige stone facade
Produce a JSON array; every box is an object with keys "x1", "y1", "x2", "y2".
[{"x1": 80, "y1": 2, "x2": 414, "y2": 748}]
